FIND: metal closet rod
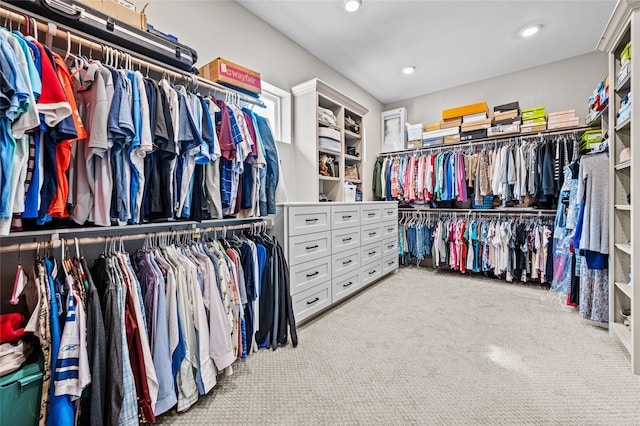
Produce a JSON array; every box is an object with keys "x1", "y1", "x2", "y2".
[
  {"x1": 0, "y1": 220, "x2": 264, "y2": 254},
  {"x1": 399, "y1": 208, "x2": 556, "y2": 217},
  {"x1": 0, "y1": 6, "x2": 265, "y2": 107},
  {"x1": 378, "y1": 125, "x2": 592, "y2": 157}
]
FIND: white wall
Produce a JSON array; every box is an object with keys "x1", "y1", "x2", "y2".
[
  {"x1": 132, "y1": 0, "x2": 383, "y2": 201},
  {"x1": 384, "y1": 51, "x2": 608, "y2": 125}
]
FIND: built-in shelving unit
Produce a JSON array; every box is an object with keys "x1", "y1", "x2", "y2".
[
  {"x1": 292, "y1": 79, "x2": 368, "y2": 202},
  {"x1": 598, "y1": 0, "x2": 640, "y2": 374}
]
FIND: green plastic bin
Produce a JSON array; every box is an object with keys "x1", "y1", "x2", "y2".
[{"x1": 0, "y1": 356, "x2": 43, "y2": 426}]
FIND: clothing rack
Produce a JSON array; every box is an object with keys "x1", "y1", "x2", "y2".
[
  {"x1": 378, "y1": 125, "x2": 591, "y2": 157},
  {"x1": 0, "y1": 4, "x2": 265, "y2": 107},
  {"x1": 398, "y1": 207, "x2": 556, "y2": 216},
  {"x1": 0, "y1": 218, "x2": 266, "y2": 253}
]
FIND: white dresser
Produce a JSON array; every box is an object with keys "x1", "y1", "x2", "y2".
[{"x1": 274, "y1": 202, "x2": 399, "y2": 323}]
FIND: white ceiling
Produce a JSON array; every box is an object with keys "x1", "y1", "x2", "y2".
[{"x1": 237, "y1": 0, "x2": 617, "y2": 104}]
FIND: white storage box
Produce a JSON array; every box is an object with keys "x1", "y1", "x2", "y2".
[
  {"x1": 318, "y1": 127, "x2": 341, "y2": 141},
  {"x1": 344, "y1": 182, "x2": 356, "y2": 202},
  {"x1": 406, "y1": 123, "x2": 423, "y2": 142},
  {"x1": 319, "y1": 137, "x2": 341, "y2": 152}
]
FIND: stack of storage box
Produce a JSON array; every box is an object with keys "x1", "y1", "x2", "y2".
[
  {"x1": 521, "y1": 106, "x2": 547, "y2": 132},
  {"x1": 440, "y1": 102, "x2": 490, "y2": 142},
  {"x1": 547, "y1": 109, "x2": 580, "y2": 129},
  {"x1": 488, "y1": 101, "x2": 520, "y2": 136},
  {"x1": 422, "y1": 122, "x2": 457, "y2": 146}
]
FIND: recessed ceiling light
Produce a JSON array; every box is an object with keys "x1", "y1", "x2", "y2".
[
  {"x1": 402, "y1": 66, "x2": 416, "y2": 75},
  {"x1": 520, "y1": 24, "x2": 543, "y2": 38},
  {"x1": 344, "y1": 0, "x2": 362, "y2": 12}
]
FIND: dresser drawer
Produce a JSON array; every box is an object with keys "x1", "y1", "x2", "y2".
[
  {"x1": 360, "y1": 205, "x2": 382, "y2": 225},
  {"x1": 288, "y1": 206, "x2": 331, "y2": 236},
  {"x1": 382, "y1": 237, "x2": 398, "y2": 257},
  {"x1": 361, "y1": 223, "x2": 383, "y2": 245},
  {"x1": 289, "y1": 232, "x2": 331, "y2": 266},
  {"x1": 292, "y1": 281, "x2": 331, "y2": 323},
  {"x1": 331, "y1": 227, "x2": 361, "y2": 254},
  {"x1": 360, "y1": 241, "x2": 382, "y2": 264},
  {"x1": 382, "y1": 253, "x2": 399, "y2": 275},
  {"x1": 331, "y1": 205, "x2": 361, "y2": 230},
  {"x1": 332, "y1": 271, "x2": 361, "y2": 303},
  {"x1": 381, "y1": 204, "x2": 398, "y2": 221},
  {"x1": 290, "y1": 256, "x2": 332, "y2": 295},
  {"x1": 361, "y1": 259, "x2": 382, "y2": 286},
  {"x1": 381, "y1": 221, "x2": 398, "y2": 239},
  {"x1": 331, "y1": 248, "x2": 360, "y2": 277}
]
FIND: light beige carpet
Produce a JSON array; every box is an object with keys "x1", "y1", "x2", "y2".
[{"x1": 158, "y1": 267, "x2": 640, "y2": 425}]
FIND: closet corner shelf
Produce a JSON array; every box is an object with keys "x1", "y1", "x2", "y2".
[
  {"x1": 344, "y1": 154, "x2": 362, "y2": 161},
  {"x1": 616, "y1": 72, "x2": 632, "y2": 92},
  {"x1": 615, "y1": 204, "x2": 632, "y2": 211},
  {"x1": 615, "y1": 243, "x2": 633, "y2": 255},
  {"x1": 611, "y1": 322, "x2": 632, "y2": 352},
  {"x1": 319, "y1": 175, "x2": 341, "y2": 182},
  {"x1": 344, "y1": 129, "x2": 362, "y2": 140},
  {"x1": 615, "y1": 161, "x2": 631, "y2": 170},
  {"x1": 615, "y1": 281, "x2": 633, "y2": 299},
  {"x1": 586, "y1": 106, "x2": 608, "y2": 127},
  {"x1": 616, "y1": 117, "x2": 631, "y2": 132}
]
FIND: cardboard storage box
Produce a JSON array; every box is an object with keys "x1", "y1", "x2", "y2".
[
  {"x1": 442, "y1": 102, "x2": 488, "y2": 120},
  {"x1": 547, "y1": 118, "x2": 580, "y2": 129},
  {"x1": 444, "y1": 134, "x2": 461, "y2": 144},
  {"x1": 199, "y1": 58, "x2": 262, "y2": 95},
  {"x1": 460, "y1": 129, "x2": 487, "y2": 141},
  {"x1": 461, "y1": 118, "x2": 492, "y2": 132},
  {"x1": 522, "y1": 106, "x2": 545, "y2": 120},
  {"x1": 440, "y1": 118, "x2": 462, "y2": 129},
  {"x1": 77, "y1": 0, "x2": 147, "y2": 30},
  {"x1": 487, "y1": 122, "x2": 520, "y2": 137},
  {"x1": 494, "y1": 101, "x2": 520, "y2": 113},
  {"x1": 423, "y1": 137, "x2": 444, "y2": 146},
  {"x1": 521, "y1": 123, "x2": 547, "y2": 133},
  {"x1": 522, "y1": 117, "x2": 547, "y2": 126}
]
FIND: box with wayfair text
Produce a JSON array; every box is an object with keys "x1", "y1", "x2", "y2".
[{"x1": 199, "y1": 58, "x2": 262, "y2": 95}]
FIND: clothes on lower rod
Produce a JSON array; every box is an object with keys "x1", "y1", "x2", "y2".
[
  {"x1": 12, "y1": 230, "x2": 296, "y2": 425},
  {"x1": 399, "y1": 216, "x2": 555, "y2": 284}
]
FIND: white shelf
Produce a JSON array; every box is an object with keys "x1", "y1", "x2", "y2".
[
  {"x1": 611, "y1": 322, "x2": 632, "y2": 352},
  {"x1": 615, "y1": 281, "x2": 633, "y2": 299},
  {"x1": 615, "y1": 204, "x2": 632, "y2": 211},
  {"x1": 615, "y1": 161, "x2": 631, "y2": 170},
  {"x1": 319, "y1": 175, "x2": 341, "y2": 182},
  {"x1": 344, "y1": 154, "x2": 361, "y2": 161},
  {"x1": 318, "y1": 147, "x2": 342, "y2": 156},
  {"x1": 344, "y1": 129, "x2": 362, "y2": 140},
  {"x1": 616, "y1": 116, "x2": 631, "y2": 131},
  {"x1": 616, "y1": 243, "x2": 633, "y2": 255},
  {"x1": 346, "y1": 178, "x2": 362, "y2": 184},
  {"x1": 616, "y1": 72, "x2": 632, "y2": 92},
  {"x1": 318, "y1": 120, "x2": 341, "y2": 131}
]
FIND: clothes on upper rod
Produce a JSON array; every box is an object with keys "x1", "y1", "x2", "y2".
[
  {"x1": 373, "y1": 135, "x2": 577, "y2": 208},
  {"x1": 399, "y1": 214, "x2": 555, "y2": 284},
  {"x1": 6, "y1": 229, "x2": 296, "y2": 425},
  {"x1": 0, "y1": 29, "x2": 284, "y2": 235}
]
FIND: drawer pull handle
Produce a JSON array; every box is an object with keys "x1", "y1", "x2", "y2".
[
  {"x1": 387, "y1": 228, "x2": 393, "y2": 232},
  {"x1": 342, "y1": 259, "x2": 352, "y2": 265},
  {"x1": 306, "y1": 271, "x2": 319, "y2": 278},
  {"x1": 342, "y1": 215, "x2": 352, "y2": 219},
  {"x1": 342, "y1": 237, "x2": 352, "y2": 242},
  {"x1": 368, "y1": 213, "x2": 375, "y2": 217},
  {"x1": 343, "y1": 281, "x2": 353, "y2": 288},
  {"x1": 306, "y1": 245, "x2": 319, "y2": 250},
  {"x1": 369, "y1": 232, "x2": 376, "y2": 236},
  {"x1": 388, "y1": 261, "x2": 395, "y2": 266},
  {"x1": 305, "y1": 218, "x2": 319, "y2": 223},
  {"x1": 368, "y1": 251, "x2": 376, "y2": 256},
  {"x1": 387, "y1": 244, "x2": 394, "y2": 249},
  {"x1": 307, "y1": 297, "x2": 320, "y2": 305},
  {"x1": 369, "y1": 270, "x2": 376, "y2": 275}
]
